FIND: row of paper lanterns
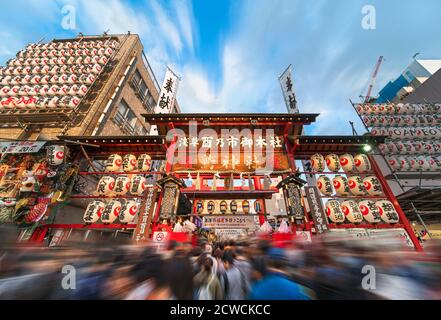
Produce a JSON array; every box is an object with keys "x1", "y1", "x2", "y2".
[
  {"x1": 105, "y1": 154, "x2": 152, "y2": 173},
  {"x1": 0, "y1": 64, "x2": 104, "y2": 77},
  {"x1": 386, "y1": 155, "x2": 441, "y2": 172},
  {"x1": 355, "y1": 103, "x2": 441, "y2": 116},
  {"x1": 311, "y1": 153, "x2": 371, "y2": 173},
  {"x1": 326, "y1": 199, "x2": 400, "y2": 224},
  {"x1": 24, "y1": 40, "x2": 119, "y2": 52},
  {"x1": 0, "y1": 96, "x2": 81, "y2": 109},
  {"x1": 194, "y1": 199, "x2": 264, "y2": 214},
  {"x1": 317, "y1": 175, "x2": 383, "y2": 197},
  {"x1": 379, "y1": 141, "x2": 441, "y2": 155},
  {"x1": 1, "y1": 74, "x2": 96, "y2": 86},
  {"x1": 1, "y1": 84, "x2": 89, "y2": 97},
  {"x1": 370, "y1": 127, "x2": 441, "y2": 140},
  {"x1": 362, "y1": 115, "x2": 441, "y2": 127},
  {"x1": 96, "y1": 175, "x2": 153, "y2": 196},
  {"x1": 12, "y1": 48, "x2": 114, "y2": 63},
  {"x1": 6, "y1": 54, "x2": 110, "y2": 69},
  {"x1": 83, "y1": 199, "x2": 139, "y2": 224}
]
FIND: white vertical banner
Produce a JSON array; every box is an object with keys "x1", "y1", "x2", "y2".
[
  {"x1": 150, "y1": 66, "x2": 181, "y2": 135},
  {"x1": 279, "y1": 65, "x2": 316, "y2": 186},
  {"x1": 279, "y1": 65, "x2": 298, "y2": 114}
]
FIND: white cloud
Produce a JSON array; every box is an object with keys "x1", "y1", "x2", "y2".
[{"x1": 174, "y1": 0, "x2": 196, "y2": 53}]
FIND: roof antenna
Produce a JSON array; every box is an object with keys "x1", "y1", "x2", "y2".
[
  {"x1": 412, "y1": 52, "x2": 420, "y2": 59},
  {"x1": 103, "y1": 29, "x2": 110, "y2": 36},
  {"x1": 349, "y1": 121, "x2": 359, "y2": 136}
]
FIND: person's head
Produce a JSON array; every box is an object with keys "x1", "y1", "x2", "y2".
[
  {"x1": 250, "y1": 256, "x2": 267, "y2": 281},
  {"x1": 266, "y1": 247, "x2": 288, "y2": 270},
  {"x1": 131, "y1": 253, "x2": 167, "y2": 288},
  {"x1": 203, "y1": 257, "x2": 213, "y2": 273},
  {"x1": 165, "y1": 254, "x2": 194, "y2": 300},
  {"x1": 203, "y1": 243, "x2": 213, "y2": 255},
  {"x1": 213, "y1": 248, "x2": 223, "y2": 260},
  {"x1": 257, "y1": 240, "x2": 272, "y2": 254},
  {"x1": 222, "y1": 250, "x2": 235, "y2": 269}
]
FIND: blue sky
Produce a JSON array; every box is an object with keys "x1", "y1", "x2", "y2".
[{"x1": 1, "y1": 0, "x2": 441, "y2": 135}]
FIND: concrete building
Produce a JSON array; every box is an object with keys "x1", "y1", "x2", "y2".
[
  {"x1": 0, "y1": 33, "x2": 179, "y2": 140},
  {"x1": 376, "y1": 59, "x2": 441, "y2": 103}
]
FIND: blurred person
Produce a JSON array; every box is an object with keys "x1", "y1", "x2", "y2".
[
  {"x1": 194, "y1": 256, "x2": 223, "y2": 300},
  {"x1": 220, "y1": 250, "x2": 247, "y2": 300},
  {"x1": 102, "y1": 264, "x2": 135, "y2": 300},
  {"x1": 126, "y1": 253, "x2": 172, "y2": 300},
  {"x1": 165, "y1": 252, "x2": 194, "y2": 300},
  {"x1": 213, "y1": 248, "x2": 225, "y2": 276},
  {"x1": 248, "y1": 247, "x2": 314, "y2": 300}
]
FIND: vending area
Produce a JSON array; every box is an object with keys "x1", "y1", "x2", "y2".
[{"x1": 0, "y1": 112, "x2": 422, "y2": 250}]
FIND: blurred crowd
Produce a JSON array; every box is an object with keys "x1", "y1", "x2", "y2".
[{"x1": 1, "y1": 230, "x2": 441, "y2": 300}]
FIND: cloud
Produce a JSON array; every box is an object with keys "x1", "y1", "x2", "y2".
[{"x1": 173, "y1": 0, "x2": 196, "y2": 53}]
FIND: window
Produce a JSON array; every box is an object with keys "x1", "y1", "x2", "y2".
[
  {"x1": 130, "y1": 69, "x2": 156, "y2": 111},
  {"x1": 131, "y1": 70, "x2": 142, "y2": 88},
  {"x1": 113, "y1": 99, "x2": 146, "y2": 135}
]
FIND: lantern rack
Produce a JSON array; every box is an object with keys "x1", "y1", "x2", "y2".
[
  {"x1": 319, "y1": 195, "x2": 387, "y2": 199},
  {"x1": 327, "y1": 223, "x2": 405, "y2": 229},
  {"x1": 70, "y1": 195, "x2": 146, "y2": 199},
  {"x1": 41, "y1": 223, "x2": 137, "y2": 230},
  {"x1": 297, "y1": 171, "x2": 376, "y2": 175},
  {"x1": 78, "y1": 171, "x2": 163, "y2": 176},
  {"x1": 175, "y1": 213, "x2": 270, "y2": 217}
]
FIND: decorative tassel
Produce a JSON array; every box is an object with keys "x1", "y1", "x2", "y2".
[
  {"x1": 248, "y1": 174, "x2": 255, "y2": 191},
  {"x1": 240, "y1": 173, "x2": 246, "y2": 189},
  {"x1": 187, "y1": 172, "x2": 193, "y2": 188},
  {"x1": 263, "y1": 174, "x2": 271, "y2": 190},
  {"x1": 196, "y1": 172, "x2": 201, "y2": 190},
  {"x1": 230, "y1": 173, "x2": 234, "y2": 190}
]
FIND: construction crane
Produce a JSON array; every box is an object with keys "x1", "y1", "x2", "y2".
[{"x1": 360, "y1": 56, "x2": 384, "y2": 103}]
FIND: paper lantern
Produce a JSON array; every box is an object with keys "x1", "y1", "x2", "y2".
[
  {"x1": 48, "y1": 85, "x2": 60, "y2": 96},
  {"x1": 207, "y1": 201, "x2": 215, "y2": 214},
  {"x1": 195, "y1": 200, "x2": 204, "y2": 214},
  {"x1": 376, "y1": 200, "x2": 399, "y2": 224},
  {"x1": 370, "y1": 104, "x2": 380, "y2": 114},
  {"x1": 417, "y1": 156, "x2": 431, "y2": 171},
  {"x1": 254, "y1": 199, "x2": 263, "y2": 214},
  {"x1": 114, "y1": 176, "x2": 131, "y2": 196},
  {"x1": 363, "y1": 176, "x2": 383, "y2": 196},
  {"x1": 333, "y1": 175, "x2": 350, "y2": 196},
  {"x1": 119, "y1": 200, "x2": 139, "y2": 223},
  {"x1": 242, "y1": 200, "x2": 250, "y2": 214},
  {"x1": 378, "y1": 104, "x2": 388, "y2": 114},
  {"x1": 407, "y1": 157, "x2": 419, "y2": 171},
  {"x1": 130, "y1": 175, "x2": 150, "y2": 196},
  {"x1": 354, "y1": 154, "x2": 371, "y2": 172},
  {"x1": 325, "y1": 200, "x2": 345, "y2": 223},
  {"x1": 0, "y1": 86, "x2": 10, "y2": 97},
  {"x1": 122, "y1": 154, "x2": 137, "y2": 172},
  {"x1": 137, "y1": 154, "x2": 152, "y2": 171},
  {"x1": 83, "y1": 201, "x2": 105, "y2": 224},
  {"x1": 219, "y1": 200, "x2": 228, "y2": 214},
  {"x1": 402, "y1": 141, "x2": 416, "y2": 155},
  {"x1": 1, "y1": 76, "x2": 11, "y2": 85},
  {"x1": 98, "y1": 56, "x2": 108, "y2": 65},
  {"x1": 10, "y1": 86, "x2": 20, "y2": 96},
  {"x1": 40, "y1": 75, "x2": 51, "y2": 84},
  {"x1": 96, "y1": 176, "x2": 115, "y2": 196},
  {"x1": 47, "y1": 145, "x2": 65, "y2": 166},
  {"x1": 310, "y1": 153, "x2": 325, "y2": 172},
  {"x1": 101, "y1": 200, "x2": 122, "y2": 224},
  {"x1": 91, "y1": 64, "x2": 102, "y2": 74},
  {"x1": 341, "y1": 200, "x2": 363, "y2": 223},
  {"x1": 378, "y1": 144, "x2": 389, "y2": 155},
  {"x1": 358, "y1": 200, "x2": 381, "y2": 223},
  {"x1": 67, "y1": 96, "x2": 80, "y2": 108},
  {"x1": 347, "y1": 175, "x2": 367, "y2": 196},
  {"x1": 67, "y1": 75, "x2": 78, "y2": 84},
  {"x1": 317, "y1": 175, "x2": 333, "y2": 196},
  {"x1": 325, "y1": 154, "x2": 341, "y2": 172},
  {"x1": 339, "y1": 153, "x2": 356, "y2": 172},
  {"x1": 387, "y1": 156, "x2": 401, "y2": 171},
  {"x1": 230, "y1": 200, "x2": 238, "y2": 214},
  {"x1": 398, "y1": 156, "x2": 411, "y2": 171},
  {"x1": 105, "y1": 154, "x2": 122, "y2": 172},
  {"x1": 428, "y1": 157, "x2": 441, "y2": 171}
]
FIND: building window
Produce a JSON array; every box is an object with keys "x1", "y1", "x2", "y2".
[
  {"x1": 113, "y1": 99, "x2": 147, "y2": 136},
  {"x1": 130, "y1": 69, "x2": 157, "y2": 112}
]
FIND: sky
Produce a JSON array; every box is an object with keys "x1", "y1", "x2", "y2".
[{"x1": 1, "y1": 0, "x2": 441, "y2": 135}]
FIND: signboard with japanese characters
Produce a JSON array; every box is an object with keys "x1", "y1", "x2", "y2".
[
  {"x1": 171, "y1": 133, "x2": 289, "y2": 173},
  {"x1": 304, "y1": 186, "x2": 329, "y2": 234},
  {"x1": 215, "y1": 228, "x2": 247, "y2": 239},
  {"x1": 279, "y1": 65, "x2": 298, "y2": 113},
  {"x1": 202, "y1": 216, "x2": 257, "y2": 229},
  {"x1": 154, "y1": 67, "x2": 180, "y2": 115},
  {"x1": 133, "y1": 187, "x2": 157, "y2": 242},
  {"x1": 0, "y1": 141, "x2": 46, "y2": 154}
]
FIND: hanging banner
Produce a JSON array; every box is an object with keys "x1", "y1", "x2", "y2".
[
  {"x1": 304, "y1": 186, "x2": 329, "y2": 234},
  {"x1": 279, "y1": 65, "x2": 316, "y2": 186},
  {"x1": 0, "y1": 141, "x2": 46, "y2": 154},
  {"x1": 133, "y1": 187, "x2": 157, "y2": 242},
  {"x1": 150, "y1": 67, "x2": 180, "y2": 135},
  {"x1": 279, "y1": 65, "x2": 298, "y2": 113}
]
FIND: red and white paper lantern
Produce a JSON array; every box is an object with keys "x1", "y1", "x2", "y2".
[
  {"x1": 130, "y1": 175, "x2": 150, "y2": 196},
  {"x1": 340, "y1": 200, "x2": 363, "y2": 223},
  {"x1": 325, "y1": 200, "x2": 345, "y2": 223},
  {"x1": 114, "y1": 176, "x2": 131, "y2": 196},
  {"x1": 96, "y1": 176, "x2": 115, "y2": 196},
  {"x1": 317, "y1": 175, "x2": 333, "y2": 196},
  {"x1": 354, "y1": 154, "x2": 371, "y2": 172},
  {"x1": 333, "y1": 175, "x2": 351, "y2": 196},
  {"x1": 347, "y1": 175, "x2": 367, "y2": 196},
  {"x1": 122, "y1": 154, "x2": 137, "y2": 172},
  {"x1": 311, "y1": 153, "x2": 325, "y2": 172},
  {"x1": 83, "y1": 201, "x2": 105, "y2": 224},
  {"x1": 47, "y1": 145, "x2": 65, "y2": 166},
  {"x1": 358, "y1": 200, "x2": 381, "y2": 223},
  {"x1": 339, "y1": 153, "x2": 356, "y2": 172},
  {"x1": 363, "y1": 176, "x2": 383, "y2": 196},
  {"x1": 119, "y1": 200, "x2": 139, "y2": 223},
  {"x1": 325, "y1": 154, "x2": 341, "y2": 172},
  {"x1": 376, "y1": 200, "x2": 400, "y2": 224},
  {"x1": 105, "y1": 154, "x2": 123, "y2": 172},
  {"x1": 101, "y1": 200, "x2": 122, "y2": 224},
  {"x1": 137, "y1": 154, "x2": 152, "y2": 171}
]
